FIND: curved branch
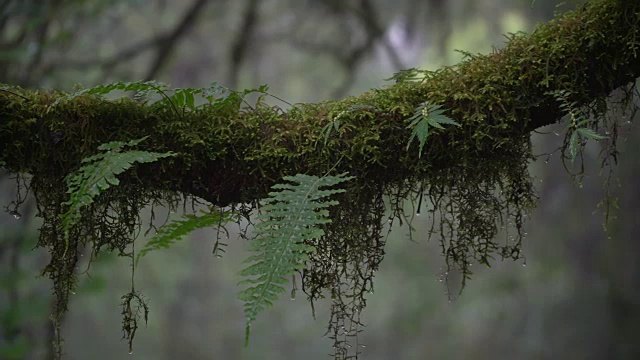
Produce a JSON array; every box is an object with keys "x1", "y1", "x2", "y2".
[
  {"x1": 227, "y1": 0, "x2": 260, "y2": 88},
  {"x1": 47, "y1": 0, "x2": 212, "y2": 80},
  {"x1": 144, "y1": 0, "x2": 211, "y2": 81},
  {"x1": 0, "y1": 0, "x2": 638, "y2": 207}
]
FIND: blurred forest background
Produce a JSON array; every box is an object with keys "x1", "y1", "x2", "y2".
[{"x1": 1, "y1": 0, "x2": 639, "y2": 359}]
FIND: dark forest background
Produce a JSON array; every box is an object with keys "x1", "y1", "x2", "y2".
[{"x1": 1, "y1": 0, "x2": 639, "y2": 359}]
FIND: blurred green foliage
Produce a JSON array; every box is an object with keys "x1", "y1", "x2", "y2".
[{"x1": 1, "y1": 0, "x2": 639, "y2": 359}]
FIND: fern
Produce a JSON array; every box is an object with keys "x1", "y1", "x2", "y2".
[
  {"x1": 384, "y1": 68, "x2": 430, "y2": 83},
  {"x1": 238, "y1": 172, "x2": 353, "y2": 345},
  {"x1": 50, "y1": 80, "x2": 170, "y2": 107},
  {"x1": 61, "y1": 136, "x2": 175, "y2": 252},
  {"x1": 319, "y1": 118, "x2": 343, "y2": 146},
  {"x1": 136, "y1": 208, "x2": 234, "y2": 265},
  {"x1": 52, "y1": 80, "x2": 272, "y2": 109},
  {"x1": 318, "y1": 105, "x2": 378, "y2": 146},
  {"x1": 549, "y1": 90, "x2": 608, "y2": 162},
  {"x1": 406, "y1": 101, "x2": 460, "y2": 158}
]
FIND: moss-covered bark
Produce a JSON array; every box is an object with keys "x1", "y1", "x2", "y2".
[{"x1": 0, "y1": 0, "x2": 637, "y2": 205}]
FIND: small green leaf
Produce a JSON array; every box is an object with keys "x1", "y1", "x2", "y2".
[
  {"x1": 569, "y1": 131, "x2": 579, "y2": 161},
  {"x1": 576, "y1": 128, "x2": 607, "y2": 140},
  {"x1": 406, "y1": 102, "x2": 459, "y2": 158},
  {"x1": 185, "y1": 91, "x2": 195, "y2": 109}
]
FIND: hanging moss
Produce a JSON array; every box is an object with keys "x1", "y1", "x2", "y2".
[{"x1": 0, "y1": 0, "x2": 639, "y2": 358}]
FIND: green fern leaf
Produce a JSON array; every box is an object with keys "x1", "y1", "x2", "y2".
[
  {"x1": 136, "y1": 208, "x2": 234, "y2": 265},
  {"x1": 384, "y1": 68, "x2": 429, "y2": 83},
  {"x1": 568, "y1": 131, "x2": 579, "y2": 162},
  {"x1": 61, "y1": 137, "x2": 175, "y2": 253},
  {"x1": 576, "y1": 127, "x2": 607, "y2": 140},
  {"x1": 51, "y1": 81, "x2": 170, "y2": 108},
  {"x1": 238, "y1": 172, "x2": 353, "y2": 345},
  {"x1": 549, "y1": 90, "x2": 608, "y2": 162},
  {"x1": 406, "y1": 102, "x2": 460, "y2": 158}
]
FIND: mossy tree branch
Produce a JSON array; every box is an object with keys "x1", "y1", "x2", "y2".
[{"x1": 0, "y1": 0, "x2": 637, "y2": 207}]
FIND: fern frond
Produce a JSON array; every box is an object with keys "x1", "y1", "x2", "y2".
[
  {"x1": 238, "y1": 172, "x2": 353, "y2": 345},
  {"x1": 136, "y1": 208, "x2": 234, "y2": 265},
  {"x1": 384, "y1": 68, "x2": 430, "y2": 83},
  {"x1": 548, "y1": 90, "x2": 608, "y2": 162},
  {"x1": 61, "y1": 137, "x2": 175, "y2": 252},
  {"x1": 50, "y1": 81, "x2": 276, "y2": 119},
  {"x1": 406, "y1": 102, "x2": 460, "y2": 157},
  {"x1": 50, "y1": 80, "x2": 170, "y2": 107}
]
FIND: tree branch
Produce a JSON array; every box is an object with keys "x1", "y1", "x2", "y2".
[
  {"x1": 0, "y1": 0, "x2": 638, "y2": 206},
  {"x1": 144, "y1": 0, "x2": 210, "y2": 81},
  {"x1": 46, "y1": 0, "x2": 211, "y2": 80},
  {"x1": 227, "y1": 0, "x2": 259, "y2": 89}
]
